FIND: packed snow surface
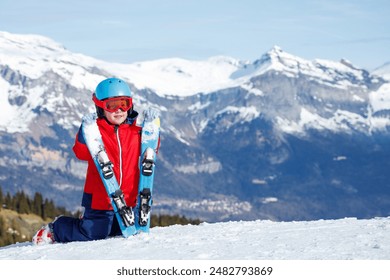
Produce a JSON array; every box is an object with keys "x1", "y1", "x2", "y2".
[{"x1": 0, "y1": 217, "x2": 389, "y2": 260}]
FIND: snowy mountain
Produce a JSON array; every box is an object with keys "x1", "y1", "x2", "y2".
[
  {"x1": 0, "y1": 217, "x2": 389, "y2": 260},
  {"x1": 1, "y1": 31, "x2": 390, "y2": 222},
  {"x1": 373, "y1": 61, "x2": 390, "y2": 80}
]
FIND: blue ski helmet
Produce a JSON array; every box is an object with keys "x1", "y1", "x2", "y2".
[
  {"x1": 93, "y1": 78, "x2": 134, "y2": 118},
  {"x1": 94, "y1": 77, "x2": 132, "y2": 100}
]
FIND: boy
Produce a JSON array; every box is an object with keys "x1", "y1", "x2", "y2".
[{"x1": 33, "y1": 77, "x2": 141, "y2": 244}]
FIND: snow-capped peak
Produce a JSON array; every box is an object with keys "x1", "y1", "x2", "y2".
[
  {"x1": 266, "y1": 45, "x2": 285, "y2": 59},
  {"x1": 0, "y1": 30, "x2": 66, "y2": 55},
  {"x1": 103, "y1": 56, "x2": 246, "y2": 97},
  {"x1": 250, "y1": 45, "x2": 372, "y2": 89},
  {"x1": 254, "y1": 45, "x2": 300, "y2": 67},
  {"x1": 0, "y1": 31, "x2": 104, "y2": 90},
  {"x1": 1, "y1": 31, "x2": 374, "y2": 98},
  {"x1": 373, "y1": 61, "x2": 390, "y2": 80},
  {"x1": 0, "y1": 31, "x2": 249, "y2": 96}
]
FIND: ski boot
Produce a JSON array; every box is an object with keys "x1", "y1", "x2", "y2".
[{"x1": 32, "y1": 224, "x2": 55, "y2": 245}]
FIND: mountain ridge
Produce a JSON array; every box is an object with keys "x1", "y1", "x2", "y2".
[{"x1": 1, "y1": 30, "x2": 390, "y2": 222}]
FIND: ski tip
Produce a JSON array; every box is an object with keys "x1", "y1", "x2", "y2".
[
  {"x1": 154, "y1": 117, "x2": 160, "y2": 127},
  {"x1": 143, "y1": 108, "x2": 160, "y2": 121},
  {"x1": 82, "y1": 112, "x2": 98, "y2": 124},
  {"x1": 121, "y1": 227, "x2": 138, "y2": 237}
]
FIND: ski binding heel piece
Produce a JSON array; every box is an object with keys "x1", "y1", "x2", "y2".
[
  {"x1": 141, "y1": 147, "x2": 155, "y2": 176},
  {"x1": 139, "y1": 188, "x2": 152, "y2": 226},
  {"x1": 97, "y1": 148, "x2": 114, "y2": 179},
  {"x1": 112, "y1": 189, "x2": 135, "y2": 227}
]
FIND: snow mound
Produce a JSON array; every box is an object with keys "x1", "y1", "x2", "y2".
[{"x1": 0, "y1": 217, "x2": 389, "y2": 260}]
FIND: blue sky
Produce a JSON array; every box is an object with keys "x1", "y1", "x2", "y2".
[{"x1": 0, "y1": 0, "x2": 389, "y2": 70}]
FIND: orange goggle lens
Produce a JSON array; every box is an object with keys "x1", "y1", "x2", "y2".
[{"x1": 93, "y1": 95, "x2": 133, "y2": 113}]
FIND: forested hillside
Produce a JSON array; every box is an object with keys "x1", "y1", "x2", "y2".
[
  {"x1": 0, "y1": 186, "x2": 73, "y2": 246},
  {"x1": 0, "y1": 186, "x2": 201, "y2": 247}
]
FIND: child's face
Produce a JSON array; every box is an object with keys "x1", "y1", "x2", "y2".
[{"x1": 104, "y1": 109, "x2": 127, "y2": 125}]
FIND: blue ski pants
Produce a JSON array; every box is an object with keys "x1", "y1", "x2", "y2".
[{"x1": 52, "y1": 207, "x2": 122, "y2": 243}]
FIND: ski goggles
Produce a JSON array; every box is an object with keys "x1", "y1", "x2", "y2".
[{"x1": 93, "y1": 95, "x2": 133, "y2": 113}]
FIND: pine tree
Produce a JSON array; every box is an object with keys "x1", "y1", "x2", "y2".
[
  {"x1": 0, "y1": 216, "x2": 6, "y2": 247},
  {"x1": 4, "y1": 193, "x2": 12, "y2": 210},
  {"x1": 0, "y1": 187, "x2": 3, "y2": 210},
  {"x1": 16, "y1": 191, "x2": 31, "y2": 214},
  {"x1": 42, "y1": 198, "x2": 56, "y2": 220},
  {"x1": 32, "y1": 192, "x2": 43, "y2": 217},
  {"x1": 151, "y1": 214, "x2": 201, "y2": 227}
]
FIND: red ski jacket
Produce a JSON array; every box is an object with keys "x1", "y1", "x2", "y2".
[{"x1": 73, "y1": 117, "x2": 141, "y2": 210}]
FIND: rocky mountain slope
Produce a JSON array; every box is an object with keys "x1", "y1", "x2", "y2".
[{"x1": 1, "y1": 31, "x2": 390, "y2": 221}]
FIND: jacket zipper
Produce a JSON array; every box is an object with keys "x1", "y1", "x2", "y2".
[{"x1": 114, "y1": 125, "x2": 123, "y2": 188}]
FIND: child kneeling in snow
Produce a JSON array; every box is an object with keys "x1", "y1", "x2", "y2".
[{"x1": 33, "y1": 77, "x2": 142, "y2": 244}]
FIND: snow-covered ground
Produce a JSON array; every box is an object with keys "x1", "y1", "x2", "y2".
[
  {"x1": 1, "y1": 217, "x2": 389, "y2": 260},
  {"x1": 1, "y1": 218, "x2": 389, "y2": 280}
]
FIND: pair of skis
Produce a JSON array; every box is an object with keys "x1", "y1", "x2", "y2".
[{"x1": 81, "y1": 108, "x2": 160, "y2": 237}]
